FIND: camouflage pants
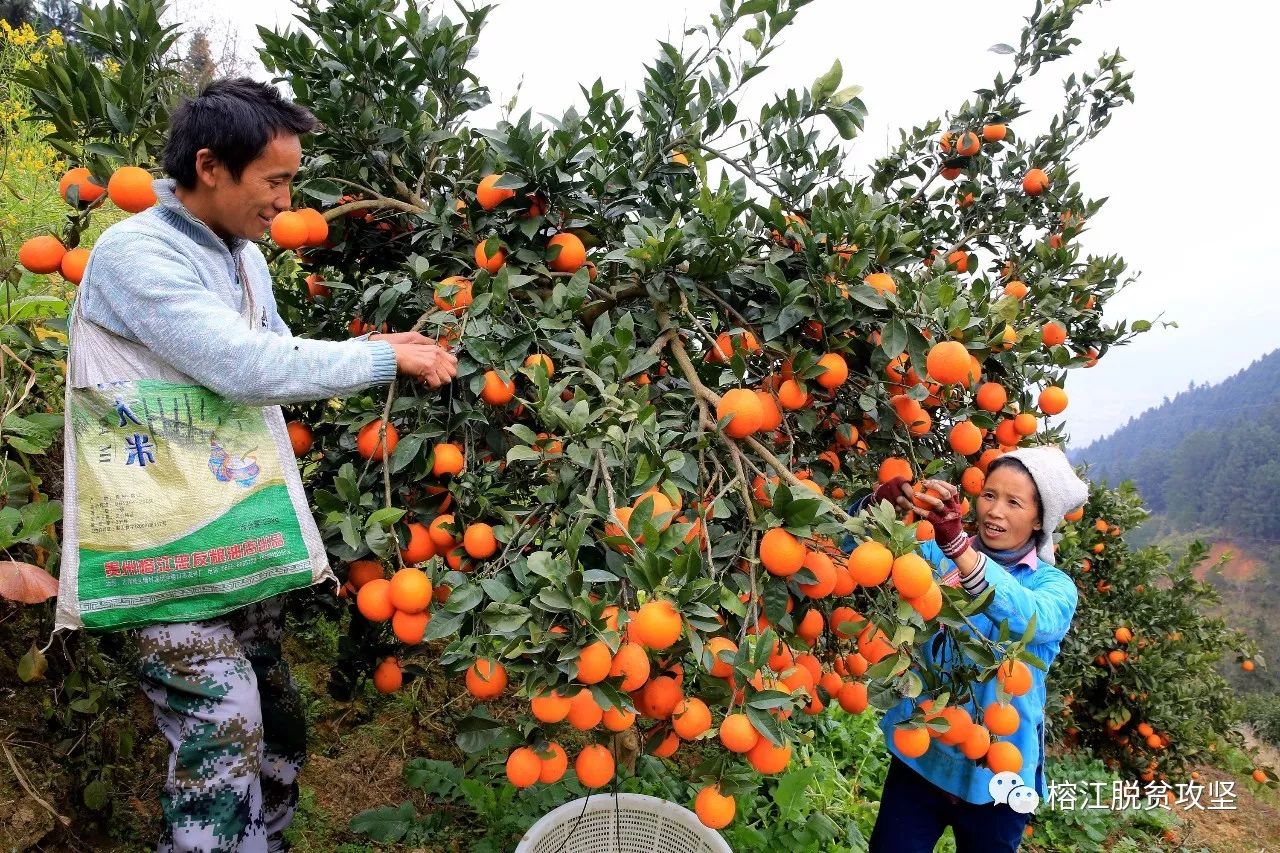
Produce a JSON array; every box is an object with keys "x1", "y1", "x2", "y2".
[{"x1": 135, "y1": 597, "x2": 306, "y2": 853}]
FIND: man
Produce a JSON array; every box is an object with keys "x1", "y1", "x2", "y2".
[{"x1": 73, "y1": 77, "x2": 455, "y2": 851}]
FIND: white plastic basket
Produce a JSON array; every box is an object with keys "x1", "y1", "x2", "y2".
[{"x1": 514, "y1": 792, "x2": 733, "y2": 853}]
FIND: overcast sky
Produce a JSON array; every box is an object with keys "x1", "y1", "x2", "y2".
[{"x1": 200, "y1": 0, "x2": 1279, "y2": 447}]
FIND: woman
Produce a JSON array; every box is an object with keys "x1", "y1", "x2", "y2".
[{"x1": 859, "y1": 446, "x2": 1088, "y2": 853}]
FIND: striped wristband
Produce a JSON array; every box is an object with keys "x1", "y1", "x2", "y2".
[{"x1": 960, "y1": 552, "x2": 990, "y2": 596}]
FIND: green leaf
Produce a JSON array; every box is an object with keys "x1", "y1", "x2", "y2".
[
  {"x1": 773, "y1": 766, "x2": 817, "y2": 819},
  {"x1": 83, "y1": 778, "x2": 109, "y2": 810},
  {"x1": 366, "y1": 507, "x2": 406, "y2": 529},
  {"x1": 349, "y1": 802, "x2": 416, "y2": 843},
  {"x1": 482, "y1": 602, "x2": 531, "y2": 633},
  {"x1": 811, "y1": 59, "x2": 842, "y2": 103},
  {"x1": 455, "y1": 709, "x2": 508, "y2": 753},
  {"x1": 17, "y1": 644, "x2": 47, "y2": 683},
  {"x1": 746, "y1": 703, "x2": 786, "y2": 746},
  {"x1": 422, "y1": 609, "x2": 465, "y2": 642}
]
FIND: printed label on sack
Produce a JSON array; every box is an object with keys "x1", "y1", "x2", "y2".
[{"x1": 69, "y1": 379, "x2": 311, "y2": 619}]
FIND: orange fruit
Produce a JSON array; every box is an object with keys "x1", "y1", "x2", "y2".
[
  {"x1": 610, "y1": 642, "x2": 651, "y2": 691},
  {"x1": 356, "y1": 419, "x2": 398, "y2": 460},
  {"x1": 463, "y1": 522, "x2": 498, "y2": 559},
  {"x1": 798, "y1": 550, "x2": 837, "y2": 599},
  {"x1": 719, "y1": 713, "x2": 760, "y2": 753},
  {"x1": 1041, "y1": 321, "x2": 1067, "y2": 346},
  {"x1": 894, "y1": 725, "x2": 931, "y2": 758},
  {"x1": 1039, "y1": 386, "x2": 1068, "y2": 415},
  {"x1": 1243, "y1": 659, "x2": 1256, "y2": 672},
  {"x1": 650, "y1": 730, "x2": 680, "y2": 757},
  {"x1": 984, "y1": 702, "x2": 1020, "y2": 737},
  {"x1": 838, "y1": 681, "x2": 869, "y2": 714},
  {"x1": 998, "y1": 659, "x2": 1033, "y2": 696},
  {"x1": 59, "y1": 167, "x2": 105, "y2": 206},
  {"x1": 858, "y1": 623, "x2": 895, "y2": 663},
  {"x1": 400, "y1": 522, "x2": 436, "y2": 564},
  {"x1": 506, "y1": 747, "x2": 541, "y2": 788},
  {"x1": 372, "y1": 657, "x2": 402, "y2": 693},
  {"x1": 815, "y1": 353, "x2": 849, "y2": 390},
  {"x1": 878, "y1": 457, "x2": 912, "y2": 485},
  {"x1": 1021, "y1": 168, "x2": 1049, "y2": 196},
  {"x1": 926, "y1": 341, "x2": 971, "y2": 385},
  {"x1": 286, "y1": 421, "x2": 313, "y2": 456},
  {"x1": 755, "y1": 391, "x2": 783, "y2": 431},
  {"x1": 938, "y1": 706, "x2": 974, "y2": 746},
  {"x1": 432, "y1": 443, "x2": 465, "y2": 477},
  {"x1": 388, "y1": 567, "x2": 432, "y2": 613},
  {"x1": 954, "y1": 131, "x2": 980, "y2": 157},
  {"x1": 356, "y1": 578, "x2": 395, "y2": 622},
  {"x1": 547, "y1": 232, "x2": 586, "y2": 273},
  {"x1": 747, "y1": 737, "x2": 792, "y2": 774},
  {"x1": 891, "y1": 552, "x2": 933, "y2": 599},
  {"x1": 476, "y1": 173, "x2": 516, "y2": 210},
  {"x1": 18, "y1": 235, "x2": 66, "y2": 274},
  {"x1": 975, "y1": 382, "x2": 1007, "y2": 413},
  {"x1": 474, "y1": 239, "x2": 506, "y2": 274},
  {"x1": 602, "y1": 705, "x2": 637, "y2": 732},
  {"x1": 703, "y1": 637, "x2": 737, "y2": 679},
  {"x1": 960, "y1": 724, "x2": 992, "y2": 760},
  {"x1": 428, "y1": 514, "x2": 457, "y2": 549},
  {"x1": 1003, "y1": 280, "x2": 1028, "y2": 299},
  {"x1": 672, "y1": 697, "x2": 712, "y2": 739},
  {"x1": 994, "y1": 418, "x2": 1021, "y2": 447},
  {"x1": 295, "y1": 207, "x2": 328, "y2": 245},
  {"x1": 631, "y1": 600, "x2": 683, "y2": 650},
  {"x1": 270, "y1": 211, "x2": 310, "y2": 249},
  {"x1": 577, "y1": 640, "x2": 613, "y2": 685},
  {"x1": 347, "y1": 560, "x2": 384, "y2": 590},
  {"x1": 480, "y1": 370, "x2": 515, "y2": 405},
  {"x1": 466, "y1": 658, "x2": 508, "y2": 700},
  {"x1": 864, "y1": 272, "x2": 897, "y2": 295},
  {"x1": 907, "y1": 582, "x2": 943, "y2": 620},
  {"x1": 392, "y1": 609, "x2": 429, "y2": 644},
  {"x1": 635, "y1": 674, "x2": 683, "y2": 719},
  {"x1": 565, "y1": 687, "x2": 604, "y2": 728},
  {"x1": 107, "y1": 165, "x2": 156, "y2": 212},
  {"x1": 1253, "y1": 769, "x2": 1268, "y2": 784},
  {"x1": 716, "y1": 388, "x2": 763, "y2": 438},
  {"x1": 574, "y1": 744, "x2": 615, "y2": 788},
  {"x1": 776, "y1": 379, "x2": 810, "y2": 410},
  {"x1": 524, "y1": 353, "x2": 555, "y2": 377},
  {"x1": 961, "y1": 466, "x2": 986, "y2": 496},
  {"x1": 1013, "y1": 412, "x2": 1037, "y2": 436},
  {"x1": 434, "y1": 275, "x2": 473, "y2": 314},
  {"x1": 760, "y1": 528, "x2": 806, "y2": 577},
  {"x1": 694, "y1": 784, "x2": 736, "y2": 829},
  {"x1": 982, "y1": 124, "x2": 1007, "y2": 143},
  {"x1": 848, "y1": 541, "x2": 893, "y2": 587},
  {"x1": 986, "y1": 741, "x2": 1023, "y2": 774},
  {"x1": 949, "y1": 420, "x2": 983, "y2": 455},
  {"x1": 59, "y1": 247, "x2": 90, "y2": 284},
  {"x1": 531, "y1": 690, "x2": 572, "y2": 723},
  {"x1": 537, "y1": 742, "x2": 568, "y2": 783}
]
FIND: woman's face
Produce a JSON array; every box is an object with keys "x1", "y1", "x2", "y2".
[{"x1": 976, "y1": 464, "x2": 1041, "y2": 552}]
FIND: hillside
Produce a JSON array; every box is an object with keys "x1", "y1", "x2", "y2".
[{"x1": 1072, "y1": 349, "x2": 1280, "y2": 542}]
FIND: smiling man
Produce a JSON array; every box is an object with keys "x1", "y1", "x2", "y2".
[{"x1": 69, "y1": 77, "x2": 456, "y2": 852}]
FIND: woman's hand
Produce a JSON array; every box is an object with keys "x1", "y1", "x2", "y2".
[
  {"x1": 391, "y1": 342, "x2": 458, "y2": 388},
  {"x1": 370, "y1": 331, "x2": 440, "y2": 347},
  {"x1": 912, "y1": 479, "x2": 969, "y2": 559},
  {"x1": 869, "y1": 476, "x2": 915, "y2": 512}
]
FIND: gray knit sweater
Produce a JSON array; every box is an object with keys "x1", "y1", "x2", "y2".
[{"x1": 75, "y1": 179, "x2": 397, "y2": 405}]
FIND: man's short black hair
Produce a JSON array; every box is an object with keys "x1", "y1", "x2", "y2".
[{"x1": 162, "y1": 77, "x2": 318, "y2": 188}]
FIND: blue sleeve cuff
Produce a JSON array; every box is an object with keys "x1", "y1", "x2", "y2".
[{"x1": 368, "y1": 341, "x2": 398, "y2": 385}]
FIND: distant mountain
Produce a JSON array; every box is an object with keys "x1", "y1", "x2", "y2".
[{"x1": 1071, "y1": 349, "x2": 1280, "y2": 542}]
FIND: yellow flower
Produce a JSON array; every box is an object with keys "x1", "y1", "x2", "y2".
[
  {"x1": 46, "y1": 29, "x2": 63, "y2": 47},
  {"x1": 30, "y1": 51, "x2": 44, "y2": 65}
]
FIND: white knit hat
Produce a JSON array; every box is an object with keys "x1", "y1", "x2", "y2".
[{"x1": 999, "y1": 446, "x2": 1090, "y2": 564}]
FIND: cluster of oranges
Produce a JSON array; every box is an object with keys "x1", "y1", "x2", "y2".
[{"x1": 17, "y1": 164, "x2": 158, "y2": 284}]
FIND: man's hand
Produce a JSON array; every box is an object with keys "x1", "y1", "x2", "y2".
[
  {"x1": 391, "y1": 342, "x2": 457, "y2": 388},
  {"x1": 370, "y1": 331, "x2": 439, "y2": 347}
]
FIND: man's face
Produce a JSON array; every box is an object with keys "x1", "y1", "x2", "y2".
[{"x1": 206, "y1": 133, "x2": 302, "y2": 240}]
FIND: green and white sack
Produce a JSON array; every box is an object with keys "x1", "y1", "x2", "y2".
[{"x1": 56, "y1": 281, "x2": 333, "y2": 631}]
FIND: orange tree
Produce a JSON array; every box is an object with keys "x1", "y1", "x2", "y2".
[
  {"x1": 249, "y1": 0, "x2": 1148, "y2": 821},
  {"x1": 14, "y1": 0, "x2": 1156, "y2": 830},
  {"x1": 1047, "y1": 481, "x2": 1265, "y2": 785}
]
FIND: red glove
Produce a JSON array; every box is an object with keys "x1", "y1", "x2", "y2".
[
  {"x1": 869, "y1": 476, "x2": 911, "y2": 511},
  {"x1": 926, "y1": 492, "x2": 969, "y2": 559}
]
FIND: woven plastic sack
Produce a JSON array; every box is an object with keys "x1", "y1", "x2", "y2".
[{"x1": 55, "y1": 271, "x2": 332, "y2": 631}]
